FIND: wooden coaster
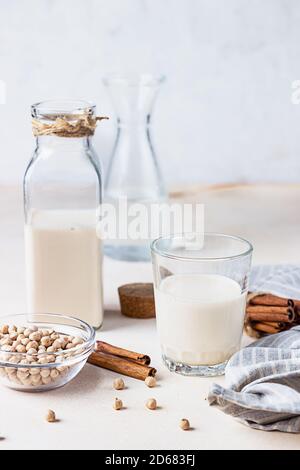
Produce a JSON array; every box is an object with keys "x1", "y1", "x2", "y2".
[{"x1": 118, "y1": 283, "x2": 156, "y2": 319}]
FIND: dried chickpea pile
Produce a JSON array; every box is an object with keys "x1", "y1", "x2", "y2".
[{"x1": 0, "y1": 324, "x2": 84, "y2": 388}]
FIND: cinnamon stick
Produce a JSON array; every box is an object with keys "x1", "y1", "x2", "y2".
[
  {"x1": 293, "y1": 300, "x2": 300, "y2": 311},
  {"x1": 246, "y1": 305, "x2": 295, "y2": 322},
  {"x1": 244, "y1": 322, "x2": 261, "y2": 339},
  {"x1": 246, "y1": 312, "x2": 294, "y2": 323},
  {"x1": 246, "y1": 305, "x2": 293, "y2": 315},
  {"x1": 294, "y1": 311, "x2": 300, "y2": 321},
  {"x1": 250, "y1": 294, "x2": 294, "y2": 307},
  {"x1": 252, "y1": 322, "x2": 280, "y2": 335},
  {"x1": 88, "y1": 351, "x2": 156, "y2": 381},
  {"x1": 261, "y1": 321, "x2": 285, "y2": 329},
  {"x1": 95, "y1": 341, "x2": 151, "y2": 365}
]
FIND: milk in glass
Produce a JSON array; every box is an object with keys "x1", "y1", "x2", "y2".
[{"x1": 155, "y1": 273, "x2": 246, "y2": 366}]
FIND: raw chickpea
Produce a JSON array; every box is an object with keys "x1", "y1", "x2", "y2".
[
  {"x1": 27, "y1": 348, "x2": 38, "y2": 356},
  {"x1": 23, "y1": 328, "x2": 33, "y2": 338},
  {"x1": 72, "y1": 337, "x2": 84, "y2": 346},
  {"x1": 8, "y1": 326, "x2": 17, "y2": 334},
  {"x1": 29, "y1": 331, "x2": 42, "y2": 342},
  {"x1": 145, "y1": 376, "x2": 157, "y2": 388},
  {"x1": 17, "y1": 370, "x2": 29, "y2": 379},
  {"x1": 42, "y1": 376, "x2": 52, "y2": 385},
  {"x1": 21, "y1": 338, "x2": 30, "y2": 346},
  {"x1": 59, "y1": 339, "x2": 67, "y2": 349},
  {"x1": 52, "y1": 340, "x2": 63, "y2": 350},
  {"x1": 31, "y1": 375, "x2": 42, "y2": 386},
  {"x1": 8, "y1": 371, "x2": 17, "y2": 381},
  {"x1": 26, "y1": 355, "x2": 36, "y2": 363},
  {"x1": 146, "y1": 398, "x2": 157, "y2": 410},
  {"x1": 0, "y1": 325, "x2": 9, "y2": 335},
  {"x1": 113, "y1": 378, "x2": 125, "y2": 390},
  {"x1": 21, "y1": 376, "x2": 32, "y2": 386},
  {"x1": 46, "y1": 410, "x2": 56, "y2": 423},
  {"x1": 17, "y1": 327, "x2": 25, "y2": 335},
  {"x1": 113, "y1": 398, "x2": 123, "y2": 410},
  {"x1": 180, "y1": 419, "x2": 190, "y2": 431},
  {"x1": 38, "y1": 357, "x2": 49, "y2": 365},
  {"x1": 9, "y1": 332, "x2": 18, "y2": 341},
  {"x1": 50, "y1": 369, "x2": 59, "y2": 379},
  {"x1": 41, "y1": 337, "x2": 52, "y2": 348},
  {"x1": 9, "y1": 355, "x2": 21, "y2": 364},
  {"x1": 26, "y1": 341, "x2": 39, "y2": 352},
  {"x1": 46, "y1": 355, "x2": 56, "y2": 363},
  {"x1": 40, "y1": 369, "x2": 50, "y2": 378}
]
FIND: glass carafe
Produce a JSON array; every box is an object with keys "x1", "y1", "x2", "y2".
[
  {"x1": 103, "y1": 74, "x2": 167, "y2": 262},
  {"x1": 24, "y1": 100, "x2": 104, "y2": 329}
]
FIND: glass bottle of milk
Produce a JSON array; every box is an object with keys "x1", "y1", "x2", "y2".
[{"x1": 24, "y1": 100, "x2": 104, "y2": 329}]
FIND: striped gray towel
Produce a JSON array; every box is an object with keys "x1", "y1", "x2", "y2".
[
  {"x1": 208, "y1": 326, "x2": 300, "y2": 433},
  {"x1": 250, "y1": 264, "x2": 300, "y2": 300}
]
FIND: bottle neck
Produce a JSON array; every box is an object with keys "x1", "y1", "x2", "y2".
[{"x1": 36, "y1": 135, "x2": 91, "y2": 149}]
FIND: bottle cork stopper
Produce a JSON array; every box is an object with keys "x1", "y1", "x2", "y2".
[{"x1": 118, "y1": 283, "x2": 156, "y2": 319}]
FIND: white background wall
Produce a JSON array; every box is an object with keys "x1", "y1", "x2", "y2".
[{"x1": 1, "y1": 0, "x2": 300, "y2": 188}]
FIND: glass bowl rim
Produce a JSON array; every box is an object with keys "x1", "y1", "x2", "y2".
[
  {"x1": 151, "y1": 232, "x2": 253, "y2": 262},
  {"x1": 0, "y1": 313, "x2": 95, "y2": 365}
]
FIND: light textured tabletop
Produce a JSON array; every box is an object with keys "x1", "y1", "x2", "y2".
[{"x1": 0, "y1": 185, "x2": 300, "y2": 450}]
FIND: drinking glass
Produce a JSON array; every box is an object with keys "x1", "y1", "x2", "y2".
[{"x1": 151, "y1": 233, "x2": 253, "y2": 376}]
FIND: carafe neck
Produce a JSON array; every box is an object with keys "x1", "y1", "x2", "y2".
[
  {"x1": 36, "y1": 135, "x2": 91, "y2": 150},
  {"x1": 103, "y1": 74, "x2": 165, "y2": 129}
]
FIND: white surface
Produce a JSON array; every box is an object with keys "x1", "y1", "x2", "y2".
[
  {"x1": 1, "y1": 0, "x2": 300, "y2": 186},
  {"x1": 0, "y1": 185, "x2": 300, "y2": 449}
]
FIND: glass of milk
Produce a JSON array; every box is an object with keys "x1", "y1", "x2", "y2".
[{"x1": 151, "y1": 233, "x2": 253, "y2": 376}]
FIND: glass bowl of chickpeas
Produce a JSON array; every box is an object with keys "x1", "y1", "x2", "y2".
[{"x1": 0, "y1": 313, "x2": 95, "y2": 392}]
